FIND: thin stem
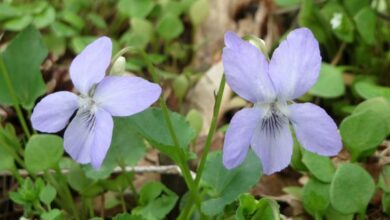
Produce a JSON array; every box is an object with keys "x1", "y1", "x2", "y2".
[
  {"x1": 140, "y1": 51, "x2": 201, "y2": 209},
  {"x1": 54, "y1": 165, "x2": 79, "y2": 220},
  {"x1": 0, "y1": 57, "x2": 31, "y2": 138},
  {"x1": 119, "y1": 190, "x2": 127, "y2": 212},
  {"x1": 194, "y1": 76, "x2": 226, "y2": 186}
]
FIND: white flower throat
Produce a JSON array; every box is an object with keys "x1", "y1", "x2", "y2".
[
  {"x1": 78, "y1": 95, "x2": 98, "y2": 114},
  {"x1": 255, "y1": 101, "x2": 289, "y2": 137}
]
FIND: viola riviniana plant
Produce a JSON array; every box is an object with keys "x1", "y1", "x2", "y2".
[
  {"x1": 31, "y1": 37, "x2": 161, "y2": 169},
  {"x1": 222, "y1": 28, "x2": 342, "y2": 175}
]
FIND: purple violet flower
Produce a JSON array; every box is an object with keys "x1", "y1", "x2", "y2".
[
  {"x1": 222, "y1": 28, "x2": 342, "y2": 175},
  {"x1": 31, "y1": 37, "x2": 161, "y2": 169}
]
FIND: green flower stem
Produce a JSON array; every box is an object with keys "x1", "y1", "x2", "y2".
[
  {"x1": 194, "y1": 75, "x2": 226, "y2": 186},
  {"x1": 54, "y1": 165, "x2": 79, "y2": 220},
  {"x1": 43, "y1": 170, "x2": 75, "y2": 218},
  {"x1": 140, "y1": 51, "x2": 200, "y2": 208},
  {"x1": 0, "y1": 57, "x2": 31, "y2": 138},
  {"x1": 10, "y1": 167, "x2": 24, "y2": 184}
]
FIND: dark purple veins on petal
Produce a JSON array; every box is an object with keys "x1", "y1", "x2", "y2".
[{"x1": 260, "y1": 110, "x2": 284, "y2": 138}]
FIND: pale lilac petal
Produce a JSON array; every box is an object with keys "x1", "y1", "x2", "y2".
[
  {"x1": 222, "y1": 31, "x2": 275, "y2": 103},
  {"x1": 70, "y1": 37, "x2": 112, "y2": 95},
  {"x1": 93, "y1": 76, "x2": 161, "y2": 117},
  {"x1": 288, "y1": 103, "x2": 342, "y2": 156},
  {"x1": 64, "y1": 109, "x2": 95, "y2": 164},
  {"x1": 90, "y1": 109, "x2": 113, "y2": 169},
  {"x1": 269, "y1": 28, "x2": 321, "y2": 100},
  {"x1": 251, "y1": 116, "x2": 293, "y2": 175},
  {"x1": 223, "y1": 107, "x2": 262, "y2": 169},
  {"x1": 31, "y1": 92, "x2": 78, "y2": 132}
]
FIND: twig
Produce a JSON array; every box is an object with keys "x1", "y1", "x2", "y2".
[{"x1": 0, "y1": 165, "x2": 197, "y2": 178}]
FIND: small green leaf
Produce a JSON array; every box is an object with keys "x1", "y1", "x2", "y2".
[
  {"x1": 66, "y1": 162, "x2": 103, "y2": 197},
  {"x1": 189, "y1": 0, "x2": 209, "y2": 26},
  {"x1": 354, "y1": 81, "x2": 390, "y2": 101},
  {"x1": 125, "y1": 108, "x2": 194, "y2": 162},
  {"x1": 378, "y1": 165, "x2": 390, "y2": 193},
  {"x1": 354, "y1": 7, "x2": 377, "y2": 45},
  {"x1": 302, "y1": 150, "x2": 335, "y2": 183},
  {"x1": 40, "y1": 209, "x2": 64, "y2": 220},
  {"x1": 321, "y1": 2, "x2": 354, "y2": 43},
  {"x1": 157, "y1": 14, "x2": 184, "y2": 41},
  {"x1": 70, "y1": 36, "x2": 95, "y2": 53},
  {"x1": 340, "y1": 110, "x2": 387, "y2": 160},
  {"x1": 302, "y1": 178, "x2": 330, "y2": 217},
  {"x1": 51, "y1": 21, "x2": 77, "y2": 37},
  {"x1": 25, "y1": 135, "x2": 64, "y2": 173},
  {"x1": 309, "y1": 63, "x2": 345, "y2": 98},
  {"x1": 343, "y1": 0, "x2": 370, "y2": 16},
  {"x1": 330, "y1": 163, "x2": 375, "y2": 214},
  {"x1": 201, "y1": 151, "x2": 262, "y2": 216},
  {"x1": 39, "y1": 184, "x2": 56, "y2": 205},
  {"x1": 352, "y1": 97, "x2": 390, "y2": 133},
  {"x1": 33, "y1": 5, "x2": 56, "y2": 28},
  {"x1": 118, "y1": 0, "x2": 155, "y2": 18},
  {"x1": 382, "y1": 192, "x2": 390, "y2": 215},
  {"x1": 132, "y1": 182, "x2": 178, "y2": 220},
  {"x1": 4, "y1": 15, "x2": 33, "y2": 31},
  {"x1": 0, "y1": 25, "x2": 48, "y2": 109},
  {"x1": 186, "y1": 109, "x2": 203, "y2": 138}
]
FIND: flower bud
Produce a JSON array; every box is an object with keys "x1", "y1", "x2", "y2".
[
  {"x1": 110, "y1": 56, "x2": 126, "y2": 75},
  {"x1": 243, "y1": 35, "x2": 269, "y2": 60}
]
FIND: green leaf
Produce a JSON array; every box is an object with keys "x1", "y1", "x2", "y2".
[
  {"x1": 330, "y1": 163, "x2": 375, "y2": 214},
  {"x1": 354, "y1": 81, "x2": 390, "y2": 101},
  {"x1": 4, "y1": 15, "x2": 33, "y2": 31},
  {"x1": 378, "y1": 165, "x2": 390, "y2": 193},
  {"x1": 25, "y1": 135, "x2": 64, "y2": 173},
  {"x1": 113, "y1": 213, "x2": 144, "y2": 220},
  {"x1": 40, "y1": 209, "x2": 64, "y2": 220},
  {"x1": 302, "y1": 150, "x2": 335, "y2": 183},
  {"x1": 39, "y1": 184, "x2": 56, "y2": 206},
  {"x1": 354, "y1": 7, "x2": 377, "y2": 45},
  {"x1": 275, "y1": 0, "x2": 300, "y2": 7},
  {"x1": 201, "y1": 151, "x2": 262, "y2": 216},
  {"x1": 132, "y1": 182, "x2": 178, "y2": 220},
  {"x1": 382, "y1": 192, "x2": 390, "y2": 215},
  {"x1": 324, "y1": 206, "x2": 354, "y2": 220},
  {"x1": 321, "y1": 1, "x2": 354, "y2": 43},
  {"x1": 0, "y1": 25, "x2": 48, "y2": 108},
  {"x1": 118, "y1": 0, "x2": 155, "y2": 18},
  {"x1": 43, "y1": 34, "x2": 66, "y2": 56},
  {"x1": 340, "y1": 109, "x2": 387, "y2": 160},
  {"x1": 122, "y1": 18, "x2": 153, "y2": 49},
  {"x1": 0, "y1": 124, "x2": 19, "y2": 171},
  {"x1": 298, "y1": 0, "x2": 333, "y2": 47},
  {"x1": 66, "y1": 161, "x2": 103, "y2": 197},
  {"x1": 189, "y1": 0, "x2": 209, "y2": 26},
  {"x1": 309, "y1": 63, "x2": 345, "y2": 98},
  {"x1": 236, "y1": 195, "x2": 281, "y2": 220},
  {"x1": 87, "y1": 13, "x2": 107, "y2": 29},
  {"x1": 125, "y1": 108, "x2": 194, "y2": 162},
  {"x1": 157, "y1": 14, "x2": 184, "y2": 41},
  {"x1": 59, "y1": 10, "x2": 85, "y2": 31},
  {"x1": 343, "y1": 0, "x2": 370, "y2": 16},
  {"x1": 302, "y1": 178, "x2": 330, "y2": 217},
  {"x1": 352, "y1": 97, "x2": 390, "y2": 133},
  {"x1": 33, "y1": 5, "x2": 56, "y2": 28},
  {"x1": 186, "y1": 109, "x2": 203, "y2": 138},
  {"x1": 70, "y1": 36, "x2": 95, "y2": 53},
  {"x1": 51, "y1": 21, "x2": 78, "y2": 37}
]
